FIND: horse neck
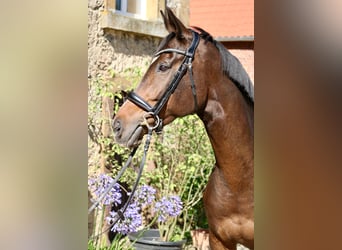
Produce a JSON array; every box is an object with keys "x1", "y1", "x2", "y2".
[{"x1": 200, "y1": 77, "x2": 254, "y2": 192}]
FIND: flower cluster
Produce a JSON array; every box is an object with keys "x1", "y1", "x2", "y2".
[
  {"x1": 106, "y1": 184, "x2": 157, "y2": 234},
  {"x1": 154, "y1": 195, "x2": 183, "y2": 222},
  {"x1": 107, "y1": 203, "x2": 143, "y2": 235},
  {"x1": 89, "y1": 174, "x2": 184, "y2": 236},
  {"x1": 88, "y1": 173, "x2": 122, "y2": 206},
  {"x1": 133, "y1": 184, "x2": 156, "y2": 207}
]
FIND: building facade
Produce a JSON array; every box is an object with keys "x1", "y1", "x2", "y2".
[
  {"x1": 88, "y1": 0, "x2": 189, "y2": 80},
  {"x1": 88, "y1": 0, "x2": 254, "y2": 82},
  {"x1": 190, "y1": 0, "x2": 254, "y2": 83}
]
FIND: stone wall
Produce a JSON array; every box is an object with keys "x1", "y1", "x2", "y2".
[
  {"x1": 88, "y1": 1, "x2": 185, "y2": 243},
  {"x1": 88, "y1": 0, "x2": 188, "y2": 79},
  {"x1": 88, "y1": 0, "x2": 161, "y2": 79},
  {"x1": 88, "y1": 0, "x2": 251, "y2": 83}
]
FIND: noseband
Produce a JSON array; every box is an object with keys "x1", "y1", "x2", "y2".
[{"x1": 127, "y1": 30, "x2": 200, "y2": 132}]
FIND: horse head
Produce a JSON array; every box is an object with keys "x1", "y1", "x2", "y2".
[{"x1": 112, "y1": 7, "x2": 219, "y2": 148}]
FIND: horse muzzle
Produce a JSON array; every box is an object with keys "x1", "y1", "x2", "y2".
[{"x1": 112, "y1": 117, "x2": 144, "y2": 148}]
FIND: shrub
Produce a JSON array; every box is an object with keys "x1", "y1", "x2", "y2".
[{"x1": 88, "y1": 68, "x2": 214, "y2": 248}]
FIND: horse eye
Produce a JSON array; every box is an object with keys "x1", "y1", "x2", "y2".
[{"x1": 158, "y1": 64, "x2": 170, "y2": 72}]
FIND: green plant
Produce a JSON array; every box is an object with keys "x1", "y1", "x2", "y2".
[
  {"x1": 88, "y1": 74, "x2": 136, "y2": 179},
  {"x1": 88, "y1": 71, "x2": 138, "y2": 250},
  {"x1": 89, "y1": 177, "x2": 183, "y2": 242},
  {"x1": 88, "y1": 235, "x2": 133, "y2": 250},
  {"x1": 140, "y1": 115, "x2": 214, "y2": 242},
  {"x1": 88, "y1": 67, "x2": 215, "y2": 248}
]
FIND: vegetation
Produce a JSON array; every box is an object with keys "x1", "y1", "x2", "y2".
[{"x1": 88, "y1": 68, "x2": 214, "y2": 249}]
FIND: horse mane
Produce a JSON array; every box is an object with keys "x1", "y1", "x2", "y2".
[
  {"x1": 155, "y1": 27, "x2": 254, "y2": 104},
  {"x1": 192, "y1": 27, "x2": 254, "y2": 104}
]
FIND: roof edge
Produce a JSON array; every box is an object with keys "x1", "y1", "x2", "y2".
[{"x1": 215, "y1": 36, "x2": 254, "y2": 42}]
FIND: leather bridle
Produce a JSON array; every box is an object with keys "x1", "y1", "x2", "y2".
[{"x1": 127, "y1": 30, "x2": 200, "y2": 133}]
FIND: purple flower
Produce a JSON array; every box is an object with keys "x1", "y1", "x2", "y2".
[
  {"x1": 154, "y1": 195, "x2": 183, "y2": 222},
  {"x1": 88, "y1": 174, "x2": 122, "y2": 206},
  {"x1": 106, "y1": 185, "x2": 156, "y2": 234},
  {"x1": 106, "y1": 202, "x2": 142, "y2": 234},
  {"x1": 89, "y1": 176, "x2": 183, "y2": 234},
  {"x1": 133, "y1": 184, "x2": 156, "y2": 207}
]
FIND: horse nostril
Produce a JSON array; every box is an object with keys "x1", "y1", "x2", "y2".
[{"x1": 113, "y1": 120, "x2": 122, "y2": 135}]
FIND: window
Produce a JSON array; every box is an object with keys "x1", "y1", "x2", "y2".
[
  {"x1": 102, "y1": 0, "x2": 167, "y2": 37},
  {"x1": 114, "y1": 0, "x2": 147, "y2": 20}
]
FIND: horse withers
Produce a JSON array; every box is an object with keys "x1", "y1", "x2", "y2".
[{"x1": 112, "y1": 7, "x2": 254, "y2": 250}]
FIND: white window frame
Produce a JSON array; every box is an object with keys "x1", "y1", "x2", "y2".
[{"x1": 114, "y1": 0, "x2": 147, "y2": 20}]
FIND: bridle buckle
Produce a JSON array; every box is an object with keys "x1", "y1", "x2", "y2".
[{"x1": 142, "y1": 112, "x2": 162, "y2": 132}]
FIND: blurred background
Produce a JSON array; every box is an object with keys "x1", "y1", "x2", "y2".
[{"x1": 0, "y1": 0, "x2": 341, "y2": 249}]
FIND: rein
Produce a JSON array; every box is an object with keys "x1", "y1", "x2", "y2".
[
  {"x1": 88, "y1": 127, "x2": 153, "y2": 214},
  {"x1": 88, "y1": 31, "x2": 200, "y2": 232},
  {"x1": 88, "y1": 128, "x2": 153, "y2": 240}
]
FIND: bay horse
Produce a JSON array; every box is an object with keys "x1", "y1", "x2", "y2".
[{"x1": 112, "y1": 7, "x2": 254, "y2": 250}]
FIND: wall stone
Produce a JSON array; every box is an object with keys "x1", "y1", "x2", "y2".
[
  {"x1": 88, "y1": 0, "x2": 190, "y2": 79},
  {"x1": 102, "y1": 29, "x2": 160, "y2": 74}
]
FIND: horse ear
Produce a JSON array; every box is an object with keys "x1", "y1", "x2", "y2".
[{"x1": 160, "y1": 7, "x2": 188, "y2": 39}]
